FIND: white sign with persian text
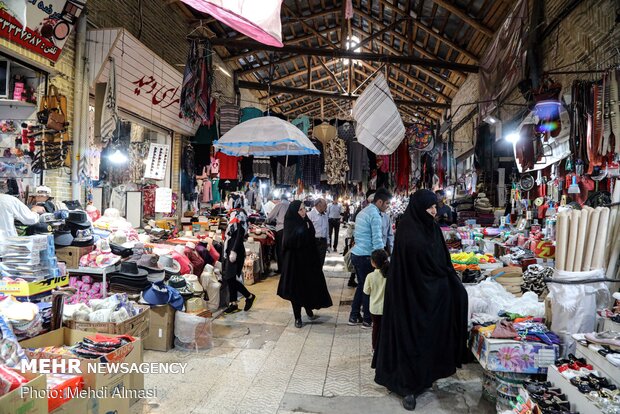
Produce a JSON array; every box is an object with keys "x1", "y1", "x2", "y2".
[{"x1": 86, "y1": 28, "x2": 198, "y2": 136}]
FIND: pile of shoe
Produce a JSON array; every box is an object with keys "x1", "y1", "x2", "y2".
[
  {"x1": 490, "y1": 267, "x2": 524, "y2": 296},
  {"x1": 524, "y1": 379, "x2": 576, "y2": 414}
]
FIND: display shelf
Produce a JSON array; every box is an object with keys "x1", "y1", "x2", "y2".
[
  {"x1": 575, "y1": 342, "x2": 620, "y2": 386},
  {"x1": 0, "y1": 98, "x2": 36, "y2": 109},
  {"x1": 67, "y1": 265, "x2": 118, "y2": 297},
  {"x1": 547, "y1": 366, "x2": 603, "y2": 414}
]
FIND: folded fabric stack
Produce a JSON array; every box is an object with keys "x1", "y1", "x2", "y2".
[
  {"x1": 65, "y1": 276, "x2": 107, "y2": 304},
  {"x1": 476, "y1": 212, "x2": 496, "y2": 227},
  {"x1": 522, "y1": 265, "x2": 553, "y2": 297},
  {"x1": 70, "y1": 334, "x2": 134, "y2": 359},
  {"x1": 475, "y1": 193, "x2": 494, "y2": 213},
  {"x1": 491, "y1": 266, "x2": 524, "y2": 296}
]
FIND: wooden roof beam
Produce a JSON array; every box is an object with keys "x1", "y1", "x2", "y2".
[
  {"x1": 282, "y1": 4, "x2": 341, "y2": 50},
  {"x1": 429, "y1": 0, "x2": 494, "y2": 38},
  {"x1": 209, "y1": 38, "x2": 479, "y2": 72}
]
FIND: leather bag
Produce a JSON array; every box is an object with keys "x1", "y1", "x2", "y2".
[{"x1": 39, "y1": 85, "x2": 67, "y2": 131}]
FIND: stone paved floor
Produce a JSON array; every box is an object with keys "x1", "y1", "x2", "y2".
[{"x1": 130, "y1": 252, "x2": 494, "y2": 414}]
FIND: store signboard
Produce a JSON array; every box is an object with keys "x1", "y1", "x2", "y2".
[
  {"x1": 87, "y1": 28, "x2": 198, "y2": 136},
  {"x1": 0, "y1": 0, "x2": 84, "y2": 62}
]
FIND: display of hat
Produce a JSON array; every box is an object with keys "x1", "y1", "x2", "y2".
[
  {"x1": 313, "y1": 122, "x2": 337, "y2": 145},
  {"x1": 111, "y1": 261, "x2": 148, "y2": 278},
  {"x1": 110, "y1": 242, "x2": 133, "y2": 258},
  {"x1": 103, "y1": 208, "x2": 121, "y2": 219},
  {"x1": 54, "y1": 230, "x2": 73, "y2": 247},
  {"x1": 136, "y1": 254, "x2": 164, "y2": 272},
  {"x1": 85, "y1": 205, "x2": 101, "y2": 222},
  {"x1": 158, "y1": 255, "x2": 181, "y2": 274},
  {"x1": 140, "y1": 282, "x2": 170, "y2": 306},
  {"x1": 66, "y1": 210, "x2": 91, "y2": 229},
  {"x1": 184, "y1": 274, "x2": 203, "y2": 294},
  {"x1": 72, "y1": 228, "x2": 94, "y2": 247},
  {"x1": 78, "y1": 244, "x2": 121, "y2": 268},
  {"x1": 35, "y1": 185, "x2": 53, "y2": 197},
  {"x1": 167, "y1": 274, "x2": 193, "y2": 297},
  {"x1": 147, "y1": 271, "x2": 165, "y2": 284},
  {"x1": 185, "y1": 297, "x2": 207, "y2": 314},
  {"x1": 27, "y1": 222, "x2": 52, "y2": 235},
  {"x1": 97, "y1": 239, "x2": 112, "y2": 253}
]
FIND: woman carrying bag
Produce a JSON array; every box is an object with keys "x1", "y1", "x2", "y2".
[
  {"x1": 223, "y1": 209, "x2": 256, "y2": 314},
  {"x1": 277, "y1": 200, "x2": 333, "y2": 328}
]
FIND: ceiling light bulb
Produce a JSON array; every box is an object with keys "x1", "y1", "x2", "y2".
[{"x1": 505, "y1": 132, "x2": 520, "y2": 143}]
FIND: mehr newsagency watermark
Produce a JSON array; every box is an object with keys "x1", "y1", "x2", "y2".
[
  {"x1": 21, "y1": 385, "x2": 158, "y2": 400},
  {"x1": 20, "y1": 359, "x2": 188, "y2": 375}
]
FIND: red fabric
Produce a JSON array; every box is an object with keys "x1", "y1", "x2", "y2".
[
  {"x1": 184, "y1": 247, "x2": 205, "y2": 276},
  {"x1": 216, "y1": 152, "x2": 239, "y2": 180},
  {"x1": 396, "y1": 140, "x2": 410, "y2": 189}
]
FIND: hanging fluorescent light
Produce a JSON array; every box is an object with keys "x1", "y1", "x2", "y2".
[
  {"x1": 505, "y1": 132, "x2": 520, "y2": 143},
  {"x1": 109, "y1": 149, "x2": 128, "y2": 164},
  {"x1": 483, "y1": 115, "x2": 499, "y2": 124}
]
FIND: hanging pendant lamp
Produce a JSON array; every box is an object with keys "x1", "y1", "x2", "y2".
[{"x1": 181, "y1": 0, "x2": 284, "y2": 47}]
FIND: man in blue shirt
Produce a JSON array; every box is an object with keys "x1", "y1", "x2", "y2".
[{"x1": 349, "y1": 187, "x2": 392, "y2": 328}]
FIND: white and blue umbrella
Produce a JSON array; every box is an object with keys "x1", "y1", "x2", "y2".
[{"x1": 214, "y1": 116, "x2": 320, "y2": 156}]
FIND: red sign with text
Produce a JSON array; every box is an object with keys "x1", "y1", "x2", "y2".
[{"x1": 0, "y1": 11, "x2": 61, "y2": 61}]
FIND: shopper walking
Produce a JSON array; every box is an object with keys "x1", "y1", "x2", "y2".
[
  {"x1": 349, "y1": 187, "x2": 391, "y2": 328},
  {"x1": 327, "y1": 199, "x2": 342, "y2": 251},
  {"x1": 267, "y1": 195, "x2": 289, "y2": 273},
  {"x1": 307, "y1": 198, "x2": 329, "y2": 267},
  {"x1": 373, "y1": 190, "x2": 468, "y2": 411},
  {"x1": 363, "y1": 249, "x2": 388, "y2": 352},
  {"x1": 223, "y1": 209, "x2": 256, "y2": 314},
  {"x1": 277, "y1": 201, "x2": 333, "y2": 328}
]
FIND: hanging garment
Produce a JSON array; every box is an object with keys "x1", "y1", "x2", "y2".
[
  {"x1": 347, "y1": 141, "x2": 369, "y2": 182},
  {"x1": 240, "y1": 156, "x2": 254, "y2": 182},
  {"x1": 338, "y1": 122, "x2": 356, "y2": 142},
  {"x1": 253, "y1": 157, "x2": 271, "y2": 179},
  {"x1": 240, "y1": 107, "x2": 264, "y2": 122},
  {"x1": 292, "y1": 116, "x2": 311, "y2": 135},
  {"x1": 277, "y1": 163, "x2": 297, "y2": 186},
  {"x1": 220, "y1": 104, "x2": 240, "y2": 135},
  {"x1": 202, "y1": 179, "x2": 212, "y2": 203},
  {"x1": 325, "y1": 137, "x2": 349, "y2": 185},
  {"x1": 180, "y1": 40, "x2": 213, "y2": 125},
  {"x1": 216, "y1": 152, "x2": 239, "y2": 180},
  {"x1": 396, "y1": 140, "x2": 411, "y2": 189},
  {"x1": 211, "y1": 178, "x2": 221, "y2": 203}
]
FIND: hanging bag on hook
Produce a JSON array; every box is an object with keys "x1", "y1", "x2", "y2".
[{"x1": 38, "y1": 85, "x2": 67, "y2": 131}]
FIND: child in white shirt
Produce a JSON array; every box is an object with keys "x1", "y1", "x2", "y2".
[{"x1": 363, "y1": 249, "x2": 389, "y2": 351}]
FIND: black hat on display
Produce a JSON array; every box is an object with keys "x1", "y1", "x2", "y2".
[
  {"x1": 26, "y1": 222, "x2": 53, "y2": 235},
  {"x1": 110, "y1": 243, "x2": 133, "y2": 258},
  {"x1": 66, "y1": 210, "x2": 91, "y2": 229},
  {"x1": 110, "y1": 261, "x2": 148, "y2": 278},
  {"x1": 54, "y1": 230, "x2": 74, "y2": 247},
  {"x1": 167, "y1": 274, "x2": 193, "y2": 297},
  {"x1": 136, "y1": 254, "x2": 164, "y2": 272},
  {"x1": 71, "y1": 228, "x2": 95, "y2": 247}
]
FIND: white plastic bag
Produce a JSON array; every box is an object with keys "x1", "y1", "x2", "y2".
[
  {"x1": 174, "y1": 311, "x2": 213, "y2": 351},
  {"x1": 548, "y1": 268, "x2": 611, "y2": 356}
]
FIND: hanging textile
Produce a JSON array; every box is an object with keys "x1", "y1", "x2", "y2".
[
  {"x1": 292, "y1": 116, "x2": 311, "y2": 135},
  {"x1": 253, "y1": 157, "x2": 271, "y2": 179},
  {"x1": 216, "y1": 151, "x2": 239, "y2": 180},
  {"x1": 220, "y1": 104, "x2": 240, "y2": 135},
  {"x1": 240, "y1": 107, "x2": 263, "y2": 122},
  {"x1": 180, "y1": 40, "x2": 213, "y2": 125},
  {"x1": 325, "y1": 137, "x2": 349, "y2": 185},
  {"x1": 300, "y1": 139, "x2": 323, "y2": 187},
  {"x1": 100, "y1": 57, "x2": 118, "y2": 145},
  {"x1": 347, "y1": 141, "x2": 369, "y2": 182},
  {"x1": 395, "y1": 139, "x2": 411, "y2": 189}
]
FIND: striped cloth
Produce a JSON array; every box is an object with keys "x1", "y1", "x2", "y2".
[
  {"x1": 220, "y1": 104, "x2": 240, "y2": 135},
  {"x1": 351, "y1": 73, "x2": 405, "y2": 155},
  {"x1": 101, "y1": 57, "x2": 118, "y2": 144}
]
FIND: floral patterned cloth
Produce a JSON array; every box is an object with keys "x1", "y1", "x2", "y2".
[{"x1": 325, "y1": 137, "x2": 349, "y2": 185}]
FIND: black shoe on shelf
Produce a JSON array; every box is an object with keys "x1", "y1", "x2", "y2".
[
  {"x1": 403, "y1": 395, "x2": 416, "y2": 411},
  {"x1": 294, "y1": 318, "x2": 303, "y2": 328},
  {"x1": 244, "y1": 294, "x2": 256, "y2": 312}
]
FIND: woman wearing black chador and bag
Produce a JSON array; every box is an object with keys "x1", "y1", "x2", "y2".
[
  {"x1": 277, "y1": 200, "x2": 333, "y2": 328},
  {"x1": 373, "y1": 190, "x2": 468, "y2": 411}
]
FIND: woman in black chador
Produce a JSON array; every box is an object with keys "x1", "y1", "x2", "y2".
[
  {"x1": 373, "y1": 189, "x2": 468, "y2": 411},
  {"x1": 277, "y1": 200, "x2": 333, "y2": 328}
]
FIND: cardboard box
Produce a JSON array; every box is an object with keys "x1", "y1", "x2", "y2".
[
  {"x1": 49, "y1": 394, "x2": 88, "y2": 414},
  {"x1": 85, "y1": 373, "x2": 130, "y2": 414},
  {"x1": 470, "y1": 330, "x2": 559, "y2": 374},
  {"x1": 0, "y1": 372, "x2": 47, "y2": 414},
  {"x1": 19, "y1": 328, "x2": 141, "y2": 390},
  {"x1": 144, "y1": 305, "x2": 175, "y2": 352},
  {"x1": 55, "y1": 245, "x2": 95, "y2": 268},
  {"x1": 65, "y1": 305, "x2": 150, "y2": 338},
  {"x1": 0, "y1": 275, "x2": 68, "y2": 298}
]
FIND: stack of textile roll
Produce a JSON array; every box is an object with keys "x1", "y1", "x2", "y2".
[{"x1": 490, "y1": 266, "x2": 524, "y2": 296}]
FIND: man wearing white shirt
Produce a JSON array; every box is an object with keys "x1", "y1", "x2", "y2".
[
  {"x1": 0, "y1": 194, "x2": 43, "y2": 239},
  {"x1": 263, "y1": 196, "x2": 276, "y2": 216},
  {"x1": 307, "y1": 198, "x2": 329, "y2": 267},
  {"x1": 327, "y1": 200, "x2": 342, "y2": 252}
]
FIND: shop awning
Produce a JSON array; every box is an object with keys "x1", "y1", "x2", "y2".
[{"x1": 86, "y1": 28, "x2": 198, "y2": 136}]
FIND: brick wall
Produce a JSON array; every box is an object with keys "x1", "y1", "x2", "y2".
[
  {"x1": 1, "y1": 29, "x2": 76, "y2": 201},
  {"x1": 449, "y1": 0, "x2": 619, "y2": 157}
]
